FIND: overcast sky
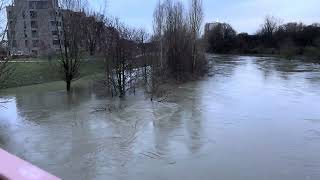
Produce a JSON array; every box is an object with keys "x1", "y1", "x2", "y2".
[{"x1": 92, "y1": 0, "x2": 320, "y2": 34}]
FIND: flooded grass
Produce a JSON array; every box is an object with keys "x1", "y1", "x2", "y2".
[{"x1": 1, "y1": 59, "x2": 105, "y2": 89}]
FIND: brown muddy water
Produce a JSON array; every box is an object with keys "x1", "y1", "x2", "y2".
[{"x1": 0, "y1": 55, "x2": 320, "y2": 180}]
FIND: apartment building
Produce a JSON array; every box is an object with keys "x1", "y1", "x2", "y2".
[{"x1": 6, "y1": 0, "x2": 62, "y2": 56}]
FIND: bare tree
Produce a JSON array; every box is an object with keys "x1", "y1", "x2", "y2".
[
  {"x1": 0, "y1": 0, "x2": 12, "y2": 88},
  {"x1": 154, "y1": 0, "x2": 207, "y2": 80},
  {"x1": 83, "y1": 12, "x2": 105, "y2": 55},
  {"x1": 136, "y1": 28, "x2": 149, "y2": 84},
  {"x1": 97, "y1": 0, "x2": 207, "y2": 100},
  {"x1": 0, "y1": 1, "x2": 6, "y2": 10},
  {"x1": 56, "y1": 0, "x2": 86, "y2": 91},
  {"x1": 0, "y1": 0, "x2": 8, "y2": 52},
  {"x1": 0, "y1": 0, "x2": 9, "y2": 34},
  {"x1": 153, "y1": 0, "x2": 165, "y2": 68},
  {"x1": 258, "y1": 15, "x2": 282, "y2": 47},
  {"x1": 102, "y1": 19, "x2": 140, "y2": 98},
  {"x1": 144, "y1": 40, "x2": 167, "y2": 101},
  {"x1": 144, "y1": 1, "x2": 168, "y2": 101},
  {"x1": 164, "y1": 0, "x2": 190, "y2": 79},
  {"x1": 260, "y1": 16, "x2": 281, "y2": 36},
  {"x1": 189, "y1": 0, "x2": 203, "y2": 73}
]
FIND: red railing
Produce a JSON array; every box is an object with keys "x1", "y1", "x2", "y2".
[{"x1": 0, "y1": 149, "x2": 60, "y2": 180}]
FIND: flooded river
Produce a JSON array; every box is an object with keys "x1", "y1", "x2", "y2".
[{"x1": 0, "y1": 55, "x2": 320, "y2": 180}]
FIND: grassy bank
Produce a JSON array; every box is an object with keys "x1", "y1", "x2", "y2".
[{"x1": 1, "y1": 58, "x2": 105, "y2": 89}]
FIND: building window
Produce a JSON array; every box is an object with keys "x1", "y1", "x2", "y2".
[
  {"x1": 25, "y1": 40, "x2": 29, "y2": 47},
  {"x1": 29, "y1": 1, "x2": 49, "y2": 9},
  {"x1": 51, "y1": 21, "x2": 62, "y2": 26},
  {"x1": 30, "y1": 11, "x2": 37, "y2": 19},
  {"x1": 32, "y1": 40, "x2": 39, "y2": 47},
  {"x1": 53, "y1": 40, "x2": 60, "y2": 45},
  {"x1": 32, "y1": 30, "x2": 38, "y2": 38},
  {"x1": 31, "y1": 21, "x2": 38, "y2": 28},
  {"x1": 24, "y1": 21, "x2": 27, "y2": 29},
  {"x1": 49, "y1": 11, "x2": 54, "y2": 18},
  {"x1": 51, "y1": 21, "x2": 57, "y2": 26},
  {"x1": 22, "y1": 11, "x2": 26, "y2": 19},
  {"x1": 29, "y1": 1, "x2": 35, "y2": 9},
  {"x1": 24, "y1": 30, "x2": 28, "y2": 38},
  {"x1": 8, "y1": 21, "x2": 14, "y2": 31},
  {"x1": 12, "y1": 40, "x2": 17, "y2": 48},
  {"x1": 52, "y1": 31, "x2": 58, "y2": 36},
  {"x1": 56, "y1": 11, "x2": 61, "y2": 17},
  {"x1": 8, "y1": 11, "x2": 13, "y2": 19},
  {"x1": 32, "y1": 50, "x2": 38, "y2": 55},
  {"x1": 50, "y1": 10, "x2": 60, "y2": 18},
  {"x1": 10, "y1": 31, "x2": 16, "y2": 39},
  {"x1": 37, "y1": 1, "x2": 49, "y2": 9}
]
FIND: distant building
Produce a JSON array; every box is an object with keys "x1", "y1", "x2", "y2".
[{"x1": 6, "y1": 0, "x2": 62, "y2": 56}]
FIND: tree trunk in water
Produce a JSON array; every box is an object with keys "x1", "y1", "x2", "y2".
[
  {"x1": 119, "y1": 91, "x2": 125, "y2": 98},
  {"x1": 90, "y1": 48, "x2": 94, "y2": 56},
  {"x1": 66, "y1": 81, "x2": 71, "y2": 92},
  {"x1": 144, "y1": 65, "x2": 147, "y2": 84}
]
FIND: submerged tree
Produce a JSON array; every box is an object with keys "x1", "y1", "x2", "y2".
[
  {"x1": 146, "y1": 1, "x2": 167, "y2": 101},
  {"x1": 189, "y1": 0, "x2": 204, "y2": 73},
  {"x1": 94, "y1": 0, "x2": 208, "y2": 100},
  {"x1": 144, "y1": 40, "x2": 167, "y2": 101},
  {"x1": 143, "y1": 0, "x2": 207, "y2": 100},
  {"x1": 153, "y1": 0, "x2": 207, "y2": 80},
  {"x1": 102, "y1": 19, "x2": 140, "y2": 98},
  {"x1": 136, "y1": 28, "x2": 149, "y2": 85},
  {"x1": 56, "y1": 0, "x2": 86, "y2": 91}
]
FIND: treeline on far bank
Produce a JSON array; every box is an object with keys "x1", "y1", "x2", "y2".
[{"x1": 205, "y1": 16, "x2": 320, "y2": 60}]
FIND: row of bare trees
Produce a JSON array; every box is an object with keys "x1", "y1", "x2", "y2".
[
  {"x1": 102, "y1": 0, "x2": 207, "y2": 100},
  {"x1": 102, "y1": 19, "x2": 140, "y2": 98},
  {"x1": 1, "y1": 0, "x2": 208, "y2": 99},
  {"x1": 56, "y1": 0, "x2": 208, "y2": 99},
  {"x1": 90, "y1": 0, "x2": 208, "y2": 100}
]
